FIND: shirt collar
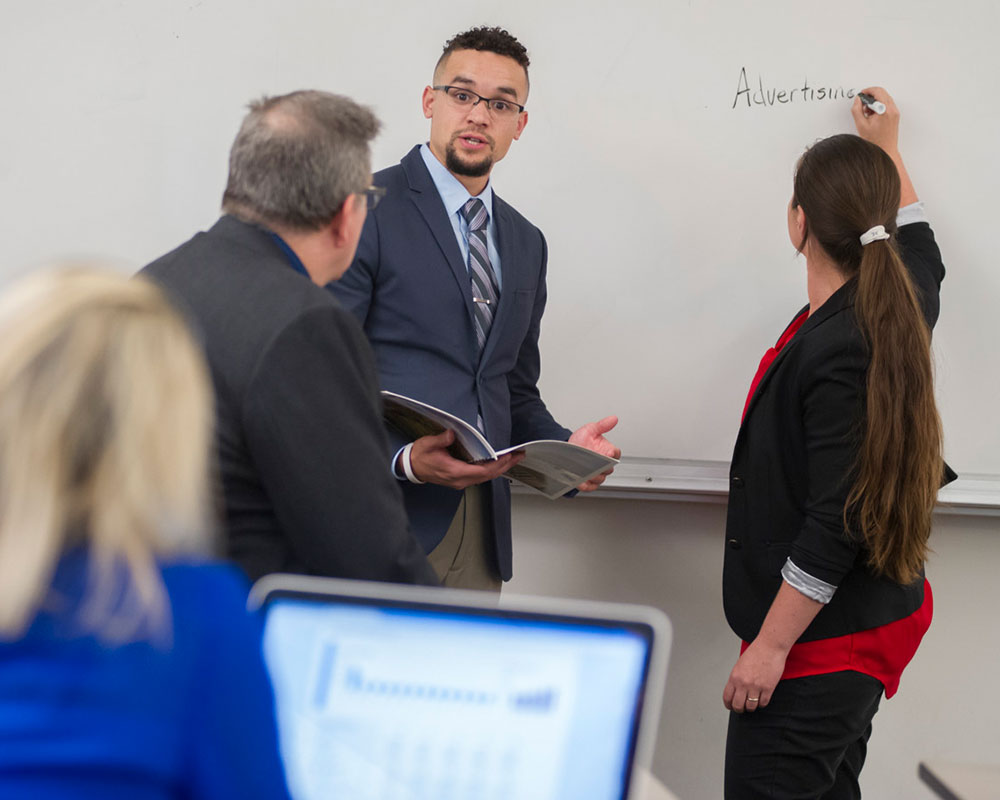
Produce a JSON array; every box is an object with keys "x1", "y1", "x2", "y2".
[
  {"x1": 268, "y1": 231, "x2": 310, "y2": 278},
  {"x1": 420, "y1": 143, "x2": 494, "y2": 221}
]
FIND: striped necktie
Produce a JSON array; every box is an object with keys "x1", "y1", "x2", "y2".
[{"x1": 461, "y1": 197, "x2": 500, "y2": 353}]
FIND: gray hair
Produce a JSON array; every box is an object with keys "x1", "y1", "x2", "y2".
[{"x1": 222, "y1": 90, "x2": 381, "y2": 231}]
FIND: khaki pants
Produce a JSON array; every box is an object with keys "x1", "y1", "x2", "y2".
[{"x1": 427, "y1": 485, "x2": 502, "y2": 593}]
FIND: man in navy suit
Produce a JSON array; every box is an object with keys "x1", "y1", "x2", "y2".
[{"x1": 330, "y1": 27, "x2": 619, "y2": 590}]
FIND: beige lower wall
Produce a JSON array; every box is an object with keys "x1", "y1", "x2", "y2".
[{"x1": 507, "y1": 493, "x2": 1000, "y2": 800}]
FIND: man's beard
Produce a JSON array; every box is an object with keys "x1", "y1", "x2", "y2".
[{"x1": 445, "y1": 142, "x2": 493, "y2": 178}]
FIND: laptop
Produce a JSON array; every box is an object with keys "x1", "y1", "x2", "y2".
[{"x1": 249, "y1": 575, "x2": 671, "y2": 800}]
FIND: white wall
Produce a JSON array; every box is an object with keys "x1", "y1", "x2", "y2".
[
  {"x1": 3, "y1": 0, "x2": 999, "y2": 474},
  {"x1": 508, "y1": 494, "x2": 1000, "y2": 800}
]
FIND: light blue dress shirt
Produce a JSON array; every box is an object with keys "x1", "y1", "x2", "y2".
[{"x1": 419, "y1": 143, "x2": 502, "y2": 289}]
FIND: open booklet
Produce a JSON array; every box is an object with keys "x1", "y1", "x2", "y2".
[{"x1": 381, "y1": 391, "x2": 619, "y2": 500}]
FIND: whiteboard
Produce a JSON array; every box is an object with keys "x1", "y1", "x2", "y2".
[{"x1": 2, "y1": 0, "x2": 996, "y2": 474}]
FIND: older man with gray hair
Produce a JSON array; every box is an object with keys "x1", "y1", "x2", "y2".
[{"x1": 141, "y1": 90, "x2": 437, "y2": 586}]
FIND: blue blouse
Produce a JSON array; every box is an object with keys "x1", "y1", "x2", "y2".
[{"x1": 0, "y1": 552, "x2": 291, "y2": 799}]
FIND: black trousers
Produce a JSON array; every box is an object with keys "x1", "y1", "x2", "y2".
[{"x1": 725, "y1": 671, "x2": 884, "y2": 800}]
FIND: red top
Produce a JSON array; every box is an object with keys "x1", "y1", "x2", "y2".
[
  {"x1": 741, "y1": 312, "x2": 809, "y2": 423},
  {"x1": 740, "y1": 311, "x2": 932, "y2": 697}
]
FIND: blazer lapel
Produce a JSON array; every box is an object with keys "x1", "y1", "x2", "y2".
[
  {"x1": 738, "y1": 279, "x2": 857, "y2": 431},
  {"x1": 480, "y1": 195, "x2": 517, "y2": 365},
  {"x1": 401, "y1": 148, "x2": 476, "y2": 327},
  {"x1": 739, "y1": 304, "x2": 808, "y2": 430}
]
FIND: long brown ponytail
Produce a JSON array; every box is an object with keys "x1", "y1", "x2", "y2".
[{"x1": 793, "y1": 134, "x2": 942, "y2": 585}]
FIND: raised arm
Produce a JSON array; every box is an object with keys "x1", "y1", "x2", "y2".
[{"x1": 852, "y1": 86, "x2": 917, "y2": 207}]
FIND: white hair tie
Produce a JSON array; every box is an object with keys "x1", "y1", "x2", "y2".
[{"x1": 860, "y1": 225, "x2": 890, "y2": 246}]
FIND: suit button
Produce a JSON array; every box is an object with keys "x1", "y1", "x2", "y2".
[
  {"x1": 730, "y1": 476, "x2": 744, "y2": 489},
  {"x1": 727, "y1": 538, "x2": 742, "y2": 550}
]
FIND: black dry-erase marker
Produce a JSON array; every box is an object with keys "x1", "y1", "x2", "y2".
[{"x1": 858, "y1": 92, "x2": 886, "y2": 115}]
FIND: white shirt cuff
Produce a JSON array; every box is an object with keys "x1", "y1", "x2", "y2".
[
  {"x1": 781, "y1": 557, "x2": 837, "y2": 604},
  {"x1": 896, "y1": 201, "x2": 927, "y2": 227},
  {"x1": 395, "y1": 442, "x2": 425, "y2": 484},
  {"x1": 391, "y1": 445, "x2": 407, "y2": 481}
]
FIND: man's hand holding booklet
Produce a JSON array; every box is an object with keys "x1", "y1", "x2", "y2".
[{"x1": 381, "y1": 391, "x2": 619, "y2": 499}]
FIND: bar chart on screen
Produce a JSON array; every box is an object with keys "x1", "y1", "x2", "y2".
[{"x1": 284, "y1": 635, "x2": 578, "y2": 800}]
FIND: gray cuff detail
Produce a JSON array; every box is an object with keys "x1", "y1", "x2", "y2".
[
  {"x1": 781, "y1": 557, "x2": 837, "y2": 604},
  {"x1": 896, "y1": 201, "x2": 927, "y2": 227}
]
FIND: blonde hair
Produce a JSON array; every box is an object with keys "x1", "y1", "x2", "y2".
[{"x1": 0, "y1": 268, "x2": 216, "y2": 641}]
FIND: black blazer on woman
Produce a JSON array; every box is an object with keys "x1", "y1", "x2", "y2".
[{"x1": 723, "y1": 221, "x2": 948, "y2": 643}]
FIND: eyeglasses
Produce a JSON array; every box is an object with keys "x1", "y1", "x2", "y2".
[
  {"x1": 432, "y1": 85, "x2": 526, "y2": 118},
  {"x1": 360, "y1": 185, "x2": 386, "y2": 211}
]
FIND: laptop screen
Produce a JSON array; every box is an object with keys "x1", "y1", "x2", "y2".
[{"x1": 255, "y1": 579, "x2": 668, "y2": 800}]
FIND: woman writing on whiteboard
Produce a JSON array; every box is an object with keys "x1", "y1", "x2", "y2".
[
  {"x1": 0, "y1": 270, "x2": 291, "y2": 798},
  {"x1": 721, "y1": 87, "x2": 951, "y2": 799}
]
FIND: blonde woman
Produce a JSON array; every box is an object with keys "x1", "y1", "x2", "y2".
[{"x1": 0, "y1": 270, "x2": 290, "y2": 798}]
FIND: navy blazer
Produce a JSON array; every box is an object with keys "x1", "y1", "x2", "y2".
[
  {"x1": 330, "y1": 146, "x2": 571, "y2": 578},
  {"x1": 724, "y1": 221, "x2": 950, "y2": 642}
]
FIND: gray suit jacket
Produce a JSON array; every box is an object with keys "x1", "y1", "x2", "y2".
[{"x1": 140, "y1": 215, "x2": 437, "y2": 585}]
